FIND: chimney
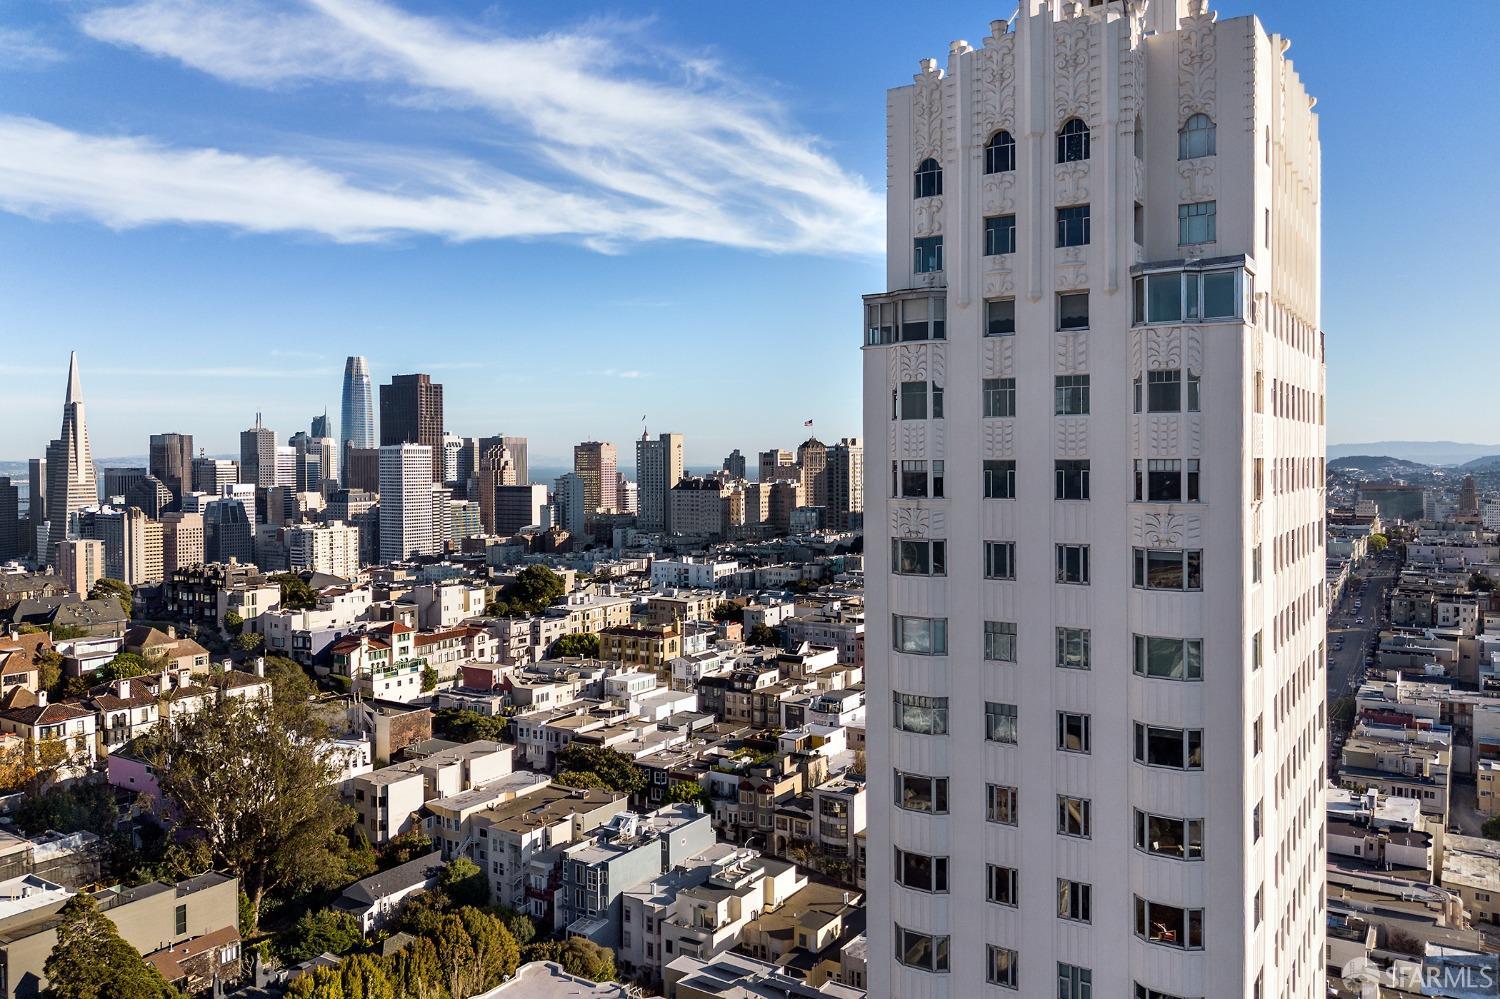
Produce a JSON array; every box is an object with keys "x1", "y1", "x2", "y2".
[
  {"x1": 118, "y1": 679, "x2": 130, "y2": 700},
  {"x1": 36, "y1": 690, "x2": 47, "y2": 708},
  {"x1": 167, "y1": 625, "x2": 176, "y2": 640},
  {"x1": 253, "y1": 656, "x2": 265, "y2": 678}
]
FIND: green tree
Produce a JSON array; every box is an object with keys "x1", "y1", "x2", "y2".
[
  {"x1": 262, "y1": 655, "x2": 316, "y2": 704},
  {"x1": 89, "y1": 577, "x2": 133, "y2": 617},
  {"x1": 431, "y1": 908, "x2": 519, "y2": 998},
  {"x1": 35, "y1": 650, "x2": 63, "y2": 694},
  {"x1": 665, "y1": 780, "x2": 711, "y2": 812},
  {"x1": 499, "y1": 907, "x2": 536, "y2": 947},
  {"x1": 271, "y1": 572, "x2": 320, "y2": 611},
  {"x1": 232, "y1": 632, "x2": 264, "y2": 654},
  {"x1": 1368, "y1": 533, "x2": 1389, "y2": 554},
  {"x1": 138, "y1": 691, "x2": 352, "y2": 930},
  {"x1": 432, "y1": 709, "x2": 507, "y2": 744},
  {"x1": 554, "y1": 743, "x2": 645, "y2": 796},
  {"x1": 551, "y1": 632, "x2": 600, "y2": 659},
  {"x1": 711, "y1": 602, "x2": 741, "y2": 622},
  {"x1": 485, "y1": 565, "x2": 565, "y2": 617},
  {"x1": 524, "y1": 937, "x2": 617, "y2": 982},
  {"x1": 280, "y1": 908, "x2": 362, "y2": 964},
  {"x1": 16, "y1": 782, "x2": 118, "y2": 837},
  {"x1": 99, "y1": 652, "x2": 154, "y2": 683},
  {"x1": 221, "y1": 610, "x2": 244, "y2": 636},
  {"x1": 747, "y1": 624, "x2": 780, "y2": 647},
  {"x1": 48, "y1": 624, "x2": 91, "y2": 641},
  {"x1": 380, "y1": 829, "x2": 435, "y2": 869},
  {"x1": 553, "y1": 770, "x2": 611, "y2": 791},
  {"x1": 1468, "y1": 572, "x2": 1495, "y2": 593},
  {"x1": 43, "y1": 893, "x2": 181, "y2": 999},
  {"x1": 439, "y1": 857, "x2": 489, "y2": 909},
  {"x1": 420, "y1": 665, "x2": 439, "y2": 692}
]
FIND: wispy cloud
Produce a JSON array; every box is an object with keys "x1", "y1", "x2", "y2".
[
  {"x1": 594, "y1": 368, "x2": 649, "y2": 380},
  {"x1": 1, "y1": 0, "x2": 882, "y2": 255},
  {"x1": 0, "y1": 27, "x2": 65, "y2": 68}
]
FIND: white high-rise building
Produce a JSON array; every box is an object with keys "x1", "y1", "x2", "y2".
[
  {"x1": 379, "y1": 444, "x2": 436, "y2": 563},
  {"x1": 287, "y1": 521, "x2": 360, "y2": 578},
  {"x1": 862, "y1": 4, "x2": 1325, "y2": 999},
  {"x1": 635, "y1": 431, "x2": 685, "y2": 533}
]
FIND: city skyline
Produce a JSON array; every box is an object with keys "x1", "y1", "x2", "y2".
[{"x1": 1, "y1": 1, "x2": 1496, "y2": 461}]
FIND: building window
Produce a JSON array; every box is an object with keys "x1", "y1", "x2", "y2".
[
  {"x1": 1134, "y1": 459, "x2": 1200, "y2": 502},
  {"x1": 892, "y1": 615, "x2": 948, "y2": 655},
  {"x1": 1251, "y1": 544, "x2": 1262, "y2": 583},
  {"x1": 984, "y1": 460, "x2": 1016, "y2": 499},
  {"x1": 1057, "y1": 879, "x2": 1092, "y2": 922},
  {"x1": 892, "y1": 538, "x2": 946, "y2": 576},
  {"x1": 1133, "y1": 635, "x2": 1203, "y2": 680},
  {"x1": 1057, "y1": 292, "x2": 1089, "y2": 331},
  {"x1": 865, "y1": 295, "x2": 946, "y2": 345},
  {"x1": 1252, "y1": 801, "x2": 1262, "y2": 842},
  {"x1": 913, "y1": 158, "x2": 943, "y2": 199},
  {"x1": 1178, "y1": 201, "x2": 1216, "y2": 245},
  {"x1": 896, "y1": 460, "x2": 930, "y2": 498},
  {"x1": 175, "y1": 904, "x2": 187, "y2": 936},
  {"x1": 1179, "y1": 113, "x2": 1216, "y2": 160},
  {"x1": 1056, "y1": 205, "x2": 1090, "y2": 247},
  {"x1": 1133, "y1": 548, "x2": 1203, "y2": 590},
  {"x1": 987, "y1": 783, "x2": 1018, "y2": 824},
  {"x1": 895, "y1": 924, "x2": 950, "y2": 973},
  {"x1": 1252, "y1": 714, "x2": 1263, "y2": 756},
  {"x1": 1056, "y1": 544, "x2": 1090, "y2": 584},
  {"x1": 1252, "y1": 631, "x2": 1262, "y2": 669},
  {"x1": 1134, "y1": 898, "x2": 1205, "y2": 950},
  {"x1": 985, "y1": 214, "x2": 1017, "y2": 256},
  {"x1": 1146, "y1": 369, "x2": 1182, "y2": 411},
  {"x1": 1057, "y1": 711, "x2": 1091, "y2": 753},
  {"x1": 984, "y1": 298, "x2": 1016, "y2": 337},
  {"x1": 893, "y1": 692, "x2": 948, "y2": 735},
  {"x1": 985, "y1": 130, "x2": 1016, "y2": 174},
  {"x1": 987, "y1": 945, "x2": 1019, "y2": 989},
  {"x1": 1131, "y1": 268, "x2": 1241, "y2": 325},
  {"x1": 898, "y1": 381, "x2": 925, "y2": 420},
  {"x1": 987, "y1": 865, "x2": 1017, "y2": 906},
  {"x1": 985, "y1": 702, "x2": 1018, "y2": 744},
  {"x1": 1133, "y1": 723, "x2": 1204, "y2": 770},
  {"x1": 985, "y1": 542, "x2": 1016, "y2": 580},
  {"x1": 913, "y1": 237, "x2": 943, "y2": 273},
  {"x1": 983, "y1": 377, "x2": 1016, "y2": 417},
  {"x1": 895, "y1": 770, "x2": 948, "y2": 813},
  {"x1": 1054, "y1": 374, "x2": 1090, "y2": 415},
  {"x1": 984, "y1": 620, "x2": 1018, "y2": 663},
  {"x1": 1055, "y1": 460, "x2": 1090, "y2": 500},
  {"x1": 1059, "y1": 963, "x2": 1093, "y2": 999},
  {"x1": 1056, "y1": 627, "x2": 1091, "y2": 670},
  {"x1": 895, "y1": 847, "x2": 949, "y2": 893},
  {"x1": 1057, "y1": 795, "x2": 1091, "y2": 838},
  {"x1": 1134, "y1": 809, "x2": 1204, "y2": 860},
  {"x1": 1057, "y1": 118, "x2": 1090, "y2": 163}
]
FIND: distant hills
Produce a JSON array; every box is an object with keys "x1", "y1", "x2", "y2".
[
  {"x1": 1328, "y1": 441, "x2": 1500, "y2": 466},
  {"x1": 1328, "y1": 455, "x2": 1431, "y2": 475}
]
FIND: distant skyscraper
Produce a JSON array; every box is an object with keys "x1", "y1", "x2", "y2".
[
  {"x1": 380, "y1": 374, "x2": 444, "y2": 483},
  {"x1": 477, "y1": 436, "x2": 529, "y2": 486},
  {"x1": 26, "y1": 458, "x2": 46, "y2": 563},
  {"x1": 340, "y1": 356, "x2": 375, "y2": 451},
  {"x1": 379, "y1": 444, "x2": 436, "y2": 562},
  {"x1": 1460, "y1": 474, "x2": 1479, "y2": 514},
  {"x1": 101, "y1": 467, "x2": 147, "y2": 504},
  {"x1": 826, "y1": 438, "x2": 863, "y2": 532},
  {"x1": 291, "y1": 433, "x2": 336, "y2": 494},
  {"x1": 203, "y1": 497, "x2": 253, "y2": 564},
  {"x1": 0, "y1": 478, "x2": 19, "y2": 562},
  {"x1": 796, "y1": 437, "x2": 828, "y2": 508},
  {"x1": 636, "y1": 432, "x2": 685, "y2": 533},
  {"x1": 311, "y1": 411, "x2": 331, "y2": 440},
  {"x1": 572, "y1": 441, "x2": 618, "y2": 516},
  {"x1": 191, "y1": 457, "x2": 240, "y2": 496},
  {"x1": 239, "y1": 415, "x2": 278, "y2": 489},
  {"x1": 758, "y1": 448, "x2": 795, "y2": 482},
  {"x1": 723, "y1": 449, "x2": 748, "y2": 480},
  {"x1": 148, "y1": 433, "x2": 194, "y2": 507},
  {"x1": 553, "y1": 473, "x2": 586, "y2": 535},
  {"x1": 44, "y1": 352, "x2": 97, "y2": 568}
]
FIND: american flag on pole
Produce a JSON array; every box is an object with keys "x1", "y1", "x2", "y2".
[{"x1": 804, "y1": 419, "x2": 814, "y2": 427}]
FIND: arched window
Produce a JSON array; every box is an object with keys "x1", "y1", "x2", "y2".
[
  {"x1": 1057, "y1": 118, "x2": 1090, "y2": 163},
  {"x1": 985, "y1": 131, "x2": 1016, "y2": 175},
  {"x1": 1179, "y1": 113, "x2": 1216, "y2": 160},
  {"x1": 914, "y1": 158, "x2": 943, "y2": 199}
]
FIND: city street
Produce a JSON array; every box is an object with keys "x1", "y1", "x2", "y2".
[{"x1": 1327, "y1": 552, "x2": 1400, "y2": 700}]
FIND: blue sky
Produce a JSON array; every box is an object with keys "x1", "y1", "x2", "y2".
[{"x1": 1, "y1": 1, "x2": 1496, "y2": 469}]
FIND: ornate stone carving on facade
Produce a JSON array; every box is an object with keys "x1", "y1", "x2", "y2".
[
  {"x1": 1055, "y1": 161, "x2": 1091, "y2": 206},
  {"x1": 1148, "y1": 415, "x2": 1180, "y2": 456},
  {"x1": 901, "y1": 423, "x2": 927, "y2": 460},
  {"x1": 983, "y1": 172, "x2": 1017, "y2": 215},
  {"x1": 1055, "y1": 418, "x2": 1088, "y2": 456},
  {"x1": 983, "y1": 420, "x2": 1015, "y2": 459},
  {"x1": 891, "y1": 344, "x2": 931, "y2": 383},
  {"x1": 1184, "y1": 328, "x2": 1205, "y2": 375},
  {"x1": 1129, "y1": 330, "x2": 1144, "y2": 373},
  {"x1": 914, "y1": 196, "x2": 944, "y2": 237},
  {"x1": 1137, "y1": 510, "x2": 1201, "y2": 548},
  {"x1": 912, "y1": 59, "x2": 947, "y2": 161},
  {"x1": 1053, "y1": 15, "x2": 1096, "y2": 126},
  {"x1": 1056, "y1": 254, "x2": 1088, "y2": 292},
  {"x1": 1177, "y1": 5, "x2": 1218, "y2": 122},
  {"x1": 1118, "y1": 7, "x2": 1147, "y2": 124},
  {"x1": 891, "y1": 504, "x2": 945, "y2": 538},
  {"x1": 1145, "y1": 328, "x2": 1181, "y2": 370},
  {"x1": 929, "y1": 344, "x2": 947, "y2": 385},
  {"x1": 983, "y1": 335, "x2": 1015, "y2": 378},
  {"x1": 1186, "y1": 414, "x2": 1202, "y2": 457},
  {"x1": 1055, "y1": 332, "x2": 1089, "y2": 374},
  {"x1": 1179, "y1": 159, "x2": 1216, "y2": 202},
  {"x1": 972, "y1": 25, "x2": 1016, "y2": 145},
  {"x1": 983, "y1": 265, "x2": 1016, "y2": 299}
]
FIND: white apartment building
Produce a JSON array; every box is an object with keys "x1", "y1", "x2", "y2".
[
  {"x1": 863, "y1": 4, "x2": 1326, "y2": 998},
  {"x1": 287, "y1": 521, "x2": 360, "y2": 578},
  {"x1": 379, "y1": 444, "x2": 436, "y2": 563}
]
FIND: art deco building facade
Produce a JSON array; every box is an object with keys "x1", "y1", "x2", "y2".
[{"x1": 862, "y1": 3, "x2": 1325, "y2": 998}]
